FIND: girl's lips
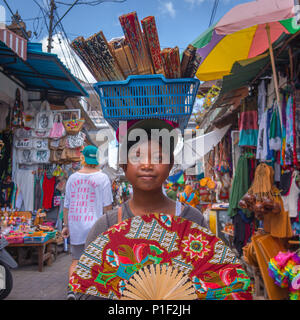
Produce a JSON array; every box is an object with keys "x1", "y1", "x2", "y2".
[{"x1": 139, "y1": 176, "x2": 156, "y2": 181}]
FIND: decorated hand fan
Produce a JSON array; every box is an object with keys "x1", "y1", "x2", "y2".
[{"x1": 69, "y1": 214, "x2": 253, "y2": 300}]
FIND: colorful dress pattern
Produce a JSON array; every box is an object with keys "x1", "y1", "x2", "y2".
[{"x1": 69, "y1": 214, "x2": 253, "y2": 300}]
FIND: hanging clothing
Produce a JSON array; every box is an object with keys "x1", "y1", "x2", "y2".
[
  {"x1": 0, "y1": 181, "x2": 14, "y2": 207},
  {"x1": 281, "y1": 94, "x2": 288, "y2": 166},
  {"x1": 15, "y1": 169, "x2": 34, "y2": 211},
  {"x1": 257, "y1": 80, "x2": 266, "y2": 123},
  {"x1": 256, "y1": 106, "x2": 274, "y2": 161},
  {"x1": 279, "y1": 170, "x2": 293, "y2": 196},
  {"x1": 0, "y1": 132, "x2": 13, "y2": 180},
  {"x1": 285, "y1": 96, "x2": 294, "y2": 165},
  {"x1": 42, "y1": 172, "x2": 56, "y2": 210},
  {"x1": 281, "y1": 171, "x2": 300, "y2": 218},
  {"x1": 256, "y1": 109, "x2": 268, "y2": 160},
  {"x1": 295, "y1": 90, "x2": 300, "y2": 163},
  {"x1": 233, "y1": 210, "x2": 253, "y2": 258},
  {"x1": 263, "y1": 196, "x2": 293, "y2": 238},
  {"x1": 238, "y1": 97, "x2": 259, "y2": 148},
  {"x1": 228, "y1": 154, "x2": 250, "y2": 218},
  {"x1": 34, "y1": 172, "x2": 44, "y2": 211},
  {"x1": 269, "y1": 103, "x2": 282, "y2": 151}
]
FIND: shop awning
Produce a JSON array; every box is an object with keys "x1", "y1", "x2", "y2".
[
  {"x1": 219, "y1": 53, "x2": 270, "y2": 96},
  {"x1": 0, "y1": 41, "x2": 88, "y2": 97}
]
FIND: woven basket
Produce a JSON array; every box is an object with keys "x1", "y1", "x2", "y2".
[{"x1": 63, "y1": 114, "x2": 85, "y2": 135}]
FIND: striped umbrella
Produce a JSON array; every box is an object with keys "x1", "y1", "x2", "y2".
[{"x1": 193, "y1": 0, "x2": 300, "y2": 82}]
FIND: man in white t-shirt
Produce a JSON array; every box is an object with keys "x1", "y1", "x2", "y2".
[{"x1": 62, "y1": 145, "x2": 113, "y2": 299}]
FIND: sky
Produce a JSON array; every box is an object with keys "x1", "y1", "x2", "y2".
[{"x1": 1, "y1": 0, "x2": 252, "y2": 82}]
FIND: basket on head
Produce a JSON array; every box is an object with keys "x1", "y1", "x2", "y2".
[{"x1": 94, "y1": 74, "x2": 200, "y2": 133}]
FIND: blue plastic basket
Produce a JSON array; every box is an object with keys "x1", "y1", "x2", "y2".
[{"x1": 93, "y1": 75, "x2": 200, "y2": 132}]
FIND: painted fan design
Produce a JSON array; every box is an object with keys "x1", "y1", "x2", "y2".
[{"x1": 69, "y1": 214, "x2": 253, "y2": 300}]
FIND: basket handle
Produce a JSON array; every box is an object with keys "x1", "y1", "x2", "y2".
[
  {"x1": 54, "y1": 113, "x2": 63, "y2": 123},
  {"x1": 40, "y1": 100, "x2": 50, "y2": 112},
  {"x1": 70, "y1": 112, "x2": 79, "y2": 120}
]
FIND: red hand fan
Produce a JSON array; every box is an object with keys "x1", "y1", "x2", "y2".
[{"x1": 69, "y1": 213, "x2": 253, "y2": 300}]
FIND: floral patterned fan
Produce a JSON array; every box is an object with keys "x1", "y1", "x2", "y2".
[{"x1": 69, "y1": 214, "x2": 253, "y2": 300}]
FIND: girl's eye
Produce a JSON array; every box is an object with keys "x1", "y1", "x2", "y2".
[
  {"x1": 152, "y1": 154, "x2": 162, "y2": 163},
  {"x1": 129, "y1": 154, "x2": 141, "y2": 163}
]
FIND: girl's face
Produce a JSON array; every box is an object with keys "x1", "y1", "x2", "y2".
[{"x1": 124, "y1": 140, "x2": 172, "y2": 192}]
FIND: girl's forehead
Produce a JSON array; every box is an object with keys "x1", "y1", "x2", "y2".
[{"x1": 130, "y1": 140, "x2": 161, "y2": 152}]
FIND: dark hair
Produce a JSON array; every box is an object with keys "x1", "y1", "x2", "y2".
[{"x1": 120, "y1": 129, "x2": 175, "y2": 165}]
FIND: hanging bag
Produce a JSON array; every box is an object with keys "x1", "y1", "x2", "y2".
[
  {"x1": 66, "y1": 131, "x2": 86, "y2": 148},
  {"x1": 23, "y1": 105, "x2": 36, "y2": 129},
  {"x1": 32, "y1": 149, "x2": 50, "y2": 164},
  {"x1": 17, "y1": 149, "x2": 34, "y2": 164},
  {"x1": 50, "y1": 149, "x2": 64, "y2": 163},
  {"x1": 34, "y1": 101, "x2": 53, "y2": 137},
  {"x1": 14, "y1": 138, "x2": 33, "y2": 149},
  {"x1": 33, "y1": 138, "x2": 49, "y2": 151},
  {"x1": 63, "y1": 112, "x2": 85, "y2": 135},
  {"x1": 15, "y1": 128, "x2": 34, "y2": 139},
  {"x1": 49, "y1": 113, "x2": 66, "y2": 139}
]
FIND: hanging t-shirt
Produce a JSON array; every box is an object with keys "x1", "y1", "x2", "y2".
[
  {"x1": 256, "y1": 110, "x2": 268, "y2": 161},
  {"x1": 64, "y1": 171, "x2": 113, "y2": 245},
  {"x1": 257, "y1": 80, "x2": 266, "y2": 124}
]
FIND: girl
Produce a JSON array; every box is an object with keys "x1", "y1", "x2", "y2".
[{"x1": 85, "y1": 120, "x2": 208, "y2": 248}]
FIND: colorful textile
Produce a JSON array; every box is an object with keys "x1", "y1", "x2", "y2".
[
  {"x1": 228, "y1": 154, "x2": 250, "y2": 218},
  {"x1": 141, "y1": 16, "x2": 164, "y2": 75},
  {"x1": 268, "y1": 251, "x2": 300, "y2": 300},
  {"x1": 295, "y1": 90, "x2": 300, "y2": 164},
  {"x1": 119, "y1": 12, "x2": 153, "y2": 75},
  {"x1": 238, "y1": 97, "x2": 258, "y2": 148},
  {"x1": 280, "y1": 94, "x2": 287, "y2": 166},
  {"x1": 42, "y1": 172, "x2": 56, "y2": 210},
  {"x1": 69, "y1": 213, "x2": 253, "y2": 300},
  {"x1": 269, "y1": 103, "x2": 282, "y2": 151},
  {"x1": 179, "y1": 185, "x2": 199, "y2": 208}
]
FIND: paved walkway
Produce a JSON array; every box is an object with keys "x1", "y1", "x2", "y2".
[{"x1": 6, "y1": 251, "x2": 72, "y2": 300}]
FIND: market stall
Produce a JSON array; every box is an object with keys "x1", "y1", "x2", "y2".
[
  {"x1": 0, "y1": 29, "x2": 88, "y2": 270},
  {"x1": 192, "y1": 3, "x2": 300, "y2": 298}
]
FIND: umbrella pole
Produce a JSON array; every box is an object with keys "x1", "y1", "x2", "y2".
[{"x1": 266, "y1": 23, "x2": 282, "y2": 127}]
